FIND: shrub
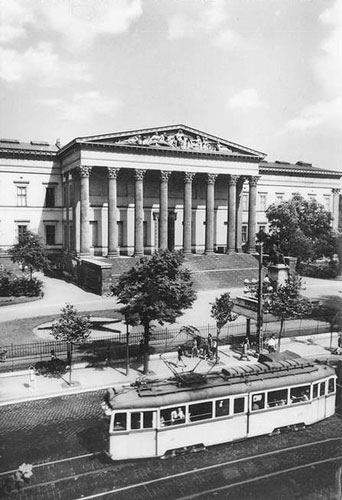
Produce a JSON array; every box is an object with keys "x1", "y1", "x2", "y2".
[
  {"x1": 0, "y1": 275, "x2": 43, "y2": 297},
  {"x1": 298, "y1": 260, "x2": 340, "y2": 279},
  {"x1": 35, "y1": 359, "x2": 67, "y2": 378}
]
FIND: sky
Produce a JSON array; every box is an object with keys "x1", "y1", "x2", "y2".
[{"x1": 0, "y1": 0, "x2": 341, "y2": 171}]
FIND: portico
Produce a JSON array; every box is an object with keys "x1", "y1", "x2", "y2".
[{"x1": 59, "y1": 125, "x2": 266, "y2": 258}]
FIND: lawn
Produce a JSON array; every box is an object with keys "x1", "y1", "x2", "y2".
[{"x1": 0, "y1": 309, "x2": 123, "y2": 345}]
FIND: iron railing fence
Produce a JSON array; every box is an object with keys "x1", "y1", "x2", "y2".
[{"x1": 0, "y1": 319, "x2": 330, "y2": 373}]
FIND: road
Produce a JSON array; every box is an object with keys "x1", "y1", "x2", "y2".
[{"x1": 1, "y1": 391, "x2": 342, "y2": 499}]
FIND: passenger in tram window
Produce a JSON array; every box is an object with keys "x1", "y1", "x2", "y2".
[
  {"x1": 171, "y1": 407, "x2": 185, "y2": 424},
  {"x1": 160, "y1": 416, "x2": 166, "y2": 427},
  {"x1": 113, "y1": 413, "x2": 127, "y2": 431}
]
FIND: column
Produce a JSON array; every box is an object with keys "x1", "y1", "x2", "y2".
[
  {"x1": 235, "y1": 177, "x2": 245, "y2": 252},
  {"x1": 107, "y1": 167, "x2": 120, "y2": 257},
  {"x1": 79, "y1": 166, "x2": 92, "y2": 256},
  {"x1": 64, "y1": 173, "x2": 70, "y2": 250},
  {"x1": 134, "y1": 169, "x2": 146, "y2": 256},
  {"x1": 332, "y1": 188, "x2": 341, "y2": 230},
  {"x1": 247, "y1": 176, "x2": 259, "y2": 253},
  {"x1": 226, "y1": 175, "x2": 239, "y2": 254},
  {"x1": 159, "y1": 171, "x2": 171, "y2": 250},
  {"x1": 183, "y1": 172, "x2": 195, "y2": 254},
  {"x1": 205, "y1": 174, "x2": 217, "y2": 254}
]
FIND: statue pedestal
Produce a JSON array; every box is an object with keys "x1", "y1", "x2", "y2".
[{"x1": 268, "y1": 264, "x2": 289, "y2": 287}]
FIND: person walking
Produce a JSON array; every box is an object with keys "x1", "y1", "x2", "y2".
[{"x1": 177, "y1": 345, "x2": 186, "y2": 367}]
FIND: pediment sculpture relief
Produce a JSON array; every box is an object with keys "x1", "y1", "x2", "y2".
[{"x1": 115, "y1": 129, "x2": 233, "y2": 153}]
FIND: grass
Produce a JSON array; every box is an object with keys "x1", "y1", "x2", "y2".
[{"x1": 0, "y1": 309, "x2": 123, "y2": 345}]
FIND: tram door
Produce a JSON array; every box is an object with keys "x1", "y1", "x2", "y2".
[
  {"x1": 130, "y1": 410, "x2": 158, "y2": 458},
  {"x1": 316, "y1": 381, "x2": 327, "y2": 420}
]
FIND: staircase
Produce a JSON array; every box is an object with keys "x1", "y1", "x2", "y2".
[
  {"x1": 183, "y1": 254, "x2": 258, "y2": 290},
  {"x1": 107, "y1": 253, "x2": 258, "y2": 291}
]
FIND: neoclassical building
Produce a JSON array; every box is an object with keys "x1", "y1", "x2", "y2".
[{"x1": 0, "y1": 124, "x2": 341, "y2": 289}]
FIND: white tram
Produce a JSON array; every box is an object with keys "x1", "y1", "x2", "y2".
[{"x1": 102, "y1": 355, "x2": 336, "y2": 460}]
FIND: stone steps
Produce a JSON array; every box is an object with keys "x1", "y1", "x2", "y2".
[{"x1": 107, "y1": 253, "x2": 258, "y2": 291}]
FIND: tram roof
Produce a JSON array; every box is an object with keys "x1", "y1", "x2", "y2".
[{"x1": 109, "y1": 358, "x2": 335, "y2": 410}]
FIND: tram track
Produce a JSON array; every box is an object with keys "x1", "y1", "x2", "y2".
[{"x1": 2, "y1": 435, "x2": 342, "y2": 499}]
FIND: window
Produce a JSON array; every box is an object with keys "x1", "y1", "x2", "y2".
[
  {"x1": 258, "y1": 224, "x2": 266, "y2": 233},
  {"x1": 117, "y1": 221, "x2": 124, "y2": 247},
  {"x1": 290, "y1": 385, "x2": 310, "y2": 403},
  {"x1": 308, "y1": 194, "x2": 316, "y2": 202},
  {"x1": 242, "y1": 193, "x2": 249, "y2": 211},
  {"x1": 113, "y1": 412, "x2": 127, "y2": 431},
  {"x1": 215, "y1": 398, "x2": 230, "y2": 417},
  {"x1": 160, "y1": 406, "x2": 186, "y2": 426},
  {"x1": 143, "y1": 221, "x2": 148, "y2": 247},
  {"x1": 323, "y1": 195, "x2": 331, "y2": 211},
  {"x1": 258, "y1": 193, "x2": 267, "y2": 211},
  {"x1": 241, "y1": 225, "x2": 248, "y2": 243},
  {"x1": 90, "y1": 221, "x2": 98, "y2": 247},
  {"x1": 45, "y1": 187, "x2": 55, "y2": 208},
  {"x1": 251, "y1": 393, "x2": 265, "y2": 411},
  {"x1": 328, "y1": 378, "x2": 335, "y2": 394},
  {"x1": 131, "y1": 411, "x2": 155, "y2": 430},
  {"x1": 313, "y1": 383, "x2": 319, "y2": 399},
  {"x1": 18, "y1": 225, "x2": 27, "y2": 240},
  {"x1": 320, "y1": 381, "x2": 326, "y2": 397},
  {"x1": 267, "y1": 389, "x2": 288, "y2": 408},
  {"x1": 189, "y1": 401, "x2": 213, "y2": 422},
  {"x1": 45, "y1": 225, "x2": 56, "y2": 245},
  {"x1": 234, "y1": 397, "x2": 245, "y2": 414},
  {"x1": 17, "y1": 186, "x2": 27, "y2": 207},
  {"x1": 276, "y1": 193, "x2": 284, "y2": 203}
]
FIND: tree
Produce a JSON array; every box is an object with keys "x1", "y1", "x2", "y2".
[
  {"x1": 267, "y1": 274, "x2": 312, "y2": 350},
  {"x1": 51, "y1": 304, "x2": 91, "y2": 384},
  {"x1": 264, "y1": 194, "x2": 339, "y2": 263},
  {"x1": 210, "y1": 292, "x2": 238, "y2": 361},
  {"x1": 8, "y1": 230, "x2": 50, "y2": 279},
  {"x1": 111, "y1": 250, "x2": 197, "y2": 374}
]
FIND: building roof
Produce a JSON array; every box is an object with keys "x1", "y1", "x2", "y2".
[
  {"x1": 0, "y1": 138, "x2": 58, "y2": 157},
  {"x1": 260, "y1": 160, "x2": 341, "y2": 178}
]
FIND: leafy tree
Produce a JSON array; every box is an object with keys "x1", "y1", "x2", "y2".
[
  {"x1": 51, "y1": 304, "x2": 91, "y2": 384},
  {"x1": 111, "y1": 250, "x2": 197, "y2": 374},
  {"x1": 210, "y1": 292, "x2": 238, "y2": 361},
  {"x1": 267, "y1": 274, "x2": 312, "y2": 350},
  {"x1": 264, "y1": 194, "x2": 339, "y2": 263},
  {"x1": 9, "y1": 230, "x2": 50, "y2": 279}
]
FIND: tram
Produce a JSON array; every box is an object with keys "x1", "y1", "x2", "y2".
[{"x1": 102, "y1": 354, "x2": 336, "y2": 460}]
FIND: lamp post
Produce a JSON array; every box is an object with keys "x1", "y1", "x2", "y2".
[
  {"x1": 125, "y1": 317, "x2": 130, "y2": 377},
  {"x1": 243, "y1": 242, "x2": 273, "y2": 353}
]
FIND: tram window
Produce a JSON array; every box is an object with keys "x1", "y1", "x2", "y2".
[
  {"x1": 234, "y1": 398, "x2": 245, "y2": 414},
  {"x1": 113, "y1": 412, "x2": 127, "y2": 431},
  {"x1": 320, "y1": 382, "x2": 326, "y2": 396},
  {"x1": 313, "y1": 383, "x2": 319, "y2": 399},
  {"x1": 143, "y1": 411, "x2": 154, "y2": 428},
  {"x1": 251, "y1": 393, "x2": 265, "y2": 411},
  {"x1": 131, "y1": 412, "x2": 141, "y2": 430},
  {"x1": 215, "y1": 399, "x2": 230, "y2": 417},
  {"x1": 267, "y1": 389, "x2": 288, "y2": 408},
  {"x1": 189, "y1": 401, "x2": 213, "y2": 422},
  {"x1": 290, "y1": 385, "x2": 310, "y2": 404},
  {"x1": 328, "y1": 378, "x2": 335, "y2": 394},
  {"x1": 160, "y1": 406, "x2": 186, "y2": 426}
]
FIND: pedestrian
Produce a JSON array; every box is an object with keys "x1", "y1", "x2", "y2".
[
  {"x1": 138, "y1": 338, "x2": 144, "y2": 363},
  {"x1": 177, "y1": 345, "x2": 186, "y2": 367},
  {"x1": 191, "y1": 338, "x2": 198, "y2": 358},
  {"x1": 207, "y1": 333, "x2": 212, "y2": 351},
  {"x1": 212, "y1": 338, "x2": 218, "y2": 358},
  {"x1": 267, "y1": 334, "x2": 277, "y2": 353},
  {"x1": 50, "y1": 349, "x2": 56, "y2": 361}
]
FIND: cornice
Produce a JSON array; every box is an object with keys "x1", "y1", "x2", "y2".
[
  {"x1": 259, "y1": 165, "x2": 341, "y2": 179},
  {"x1": 0, "y1": 147, "x2": 57, "y2": 160},
  {"x1": 73, "y1": 140, "x2": 262, "y2": 163}
]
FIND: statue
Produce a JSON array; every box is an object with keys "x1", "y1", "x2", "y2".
[{"x1": 269, "y1": 244, "x2": 285, "y2": 265}]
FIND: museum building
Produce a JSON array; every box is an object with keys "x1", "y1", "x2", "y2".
[{"x1": 0, "y1": 124, "x2": 341, "y2": 292}]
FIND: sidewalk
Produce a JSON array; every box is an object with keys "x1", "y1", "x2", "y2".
[{"x1": 1, "y1": 332, "x2": 340, "y2": 407}]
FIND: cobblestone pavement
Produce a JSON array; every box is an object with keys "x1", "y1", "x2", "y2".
[{"x1": 1, "y1": 392, "x2": 342, "y2": 499}]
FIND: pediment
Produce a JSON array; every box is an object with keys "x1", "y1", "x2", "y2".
[{"x1": 78, "y1": 124, "x2": 265, "y2": 158}]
